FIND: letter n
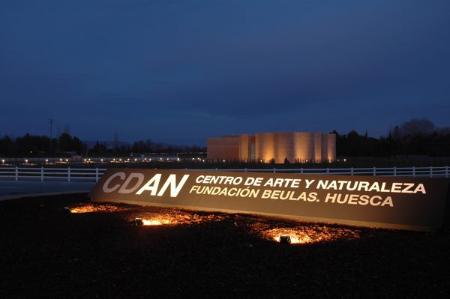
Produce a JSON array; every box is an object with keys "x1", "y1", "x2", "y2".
[{"x1": 157, "y1": 174, "x2": 190, "y2": 197}]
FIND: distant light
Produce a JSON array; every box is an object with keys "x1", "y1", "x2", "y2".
[
  {"x1": 192, "y1": 158, "x2": 195, "y2": 161},
  {"x1": 343, "y1": 158, "x2": 347, "y2": 162},
  {"x1": 65, "y1": 159, "x2": 68, "y2": 162},
  {"x1": 134, "y1": 158, "x2": 138, "y2": 162},
  {"x1": 45, "y1": 159, "x2": 49, "y2": 163},
  {"x1": 25, "y1": 159, "x2": 28, "y2": 163},
  {"x1": 222, "y1": 160, "x2": 226, "y2": 163},
  {"x1": 100, "y1": 158, "x2": 104, "y2": 162},
  {"x1": 1, "y1": 159, "x2": 5, "y2": 164}
]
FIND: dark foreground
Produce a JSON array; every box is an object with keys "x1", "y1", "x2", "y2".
[{"x1": 1, "y1": 194, "x2": 449, "y2": 298}]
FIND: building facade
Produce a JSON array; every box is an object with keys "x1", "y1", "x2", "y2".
[{"x1": 207, "y1": 132, "x2": 336, "y2": 163}]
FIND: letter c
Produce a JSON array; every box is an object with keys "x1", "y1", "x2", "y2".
[
  {"x1": 196, "y1": 175, "x2": 205, "y2": 183},
  {"x1": 102, "y1": 172, "x2": 126, "y2": 193},
  {"x1": 370, "y1": 196, "x2": 382, "y2": 206}
]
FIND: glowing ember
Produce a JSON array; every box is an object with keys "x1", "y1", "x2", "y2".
[
  {"x1": 69, "y1": 204, "x2": 126, "y2": 214},
  {"x1": 141, "y1": 218, "x2": 173, "y2": 226},
  {"x1": 133, "y1": 212, "x2": 225, "y2": 226},
  {"x1": 265, "y1": 228, "x2": 317, "y2": 244},
  {"x1": 251, "y1": 223, "x2": 360, "y2": 245}
]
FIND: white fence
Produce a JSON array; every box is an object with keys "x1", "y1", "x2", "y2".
[
  {"x1": 0, "y1": 166, "x2": 448, "y2": 182},
  {"x1": 0, "y1": 167, "x2": 107, "y2": 182}
]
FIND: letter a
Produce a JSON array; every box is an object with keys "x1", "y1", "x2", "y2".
[{"x1": 136, "y1": 174, "x2": 162, "y2": 196}]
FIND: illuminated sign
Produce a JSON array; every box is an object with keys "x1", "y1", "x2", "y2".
[{"x1": 91, "y1": 169, "x2": 449, "y2": 231}]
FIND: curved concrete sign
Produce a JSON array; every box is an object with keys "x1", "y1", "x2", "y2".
[{"x1": 91, "y1": 169, "x2": 449, "y2": 231}]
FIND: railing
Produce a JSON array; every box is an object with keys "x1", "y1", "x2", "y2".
[
  {"x1": 0, "y1": 166, "x2": 448, "y2": 182},
  {"x1": 0, "y1": 167, "x2": 107, "y2": 182},
  {"x1": 218, "y1": 166, "x2": 450, "y2": 178}
]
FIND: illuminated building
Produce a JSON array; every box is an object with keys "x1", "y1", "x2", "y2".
[{"x1": 207, "y1": 132, "x2": 336, "y2": 163}]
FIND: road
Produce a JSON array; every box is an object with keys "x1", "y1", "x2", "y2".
[{"x1": 0, "y1": 180, "x2": 94, "y2": 200}]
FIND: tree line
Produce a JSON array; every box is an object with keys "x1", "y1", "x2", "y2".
[
  {"x1": 335, "y1": 119, "x2": 450, "y2": 157},
  {"x1": 89, "y1": 139, "x2": 205, "y2": 157},
  {"x1": 0, "y1": 119, "x2": 449, "y2": 157},
  {"x1": 0, "y1": 133, "x2": 205, "y2": 157},
  {"x1": 0, "y1": 133, "x2": 85, "y2": 157}
]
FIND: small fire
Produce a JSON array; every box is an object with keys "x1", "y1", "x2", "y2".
[
  {"x1": 251, "y1": 223, "x2": 360, "y2": 245},
  {"x1": 68, "y1": 204, "x2": 126, "y2": 214}
]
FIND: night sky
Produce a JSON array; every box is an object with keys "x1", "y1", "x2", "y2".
[{"x1": 1, "y1": 0, "x2": 449, "y2": 145}]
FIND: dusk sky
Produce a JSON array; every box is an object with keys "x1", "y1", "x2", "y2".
[{"x1": 1, "y1": 0, "x2": 449, "y2": 145}]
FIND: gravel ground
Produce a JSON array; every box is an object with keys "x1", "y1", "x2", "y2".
[{"x1": 0, "y1": 193, "x2": 449, "y2": 298}]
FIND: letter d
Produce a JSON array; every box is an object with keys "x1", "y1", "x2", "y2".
[{"x1": 118, "y1": 173, "x2": 145, "y2": 194}]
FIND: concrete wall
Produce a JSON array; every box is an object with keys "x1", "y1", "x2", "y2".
[
  {"x1": 207, "y1": 136, "x2": 240, "y2": 161},
  {"x1": 321, "y1": 134, "x2": 329, "y2": 163},
  {"x1": 255, "y1": 133, "x2": 275, "y2": 163},
  {"x1": 274, "y1": 132, "x2": 296, "y2": 163},
  {"x1": 313, "y1": 132, "x2": 323, "y2": 163},
  {"x1": 327, "y1": 133, "x2": 336, "y2": 162},
  {"x1": 239, "y1": 134, "x2": 252, "y2": 162},
  {"x1": 207, "y1": 132, "x2": 336, "y2": 163},
  {"x1": 294, "y1": 132, "x2": 314, "y2": 163}
]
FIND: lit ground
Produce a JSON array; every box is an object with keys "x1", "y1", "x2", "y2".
[{"x1": 0, "y1": 194, "x2": 449, "y2": 297}]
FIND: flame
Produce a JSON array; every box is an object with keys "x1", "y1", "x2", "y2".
[{"x1": 68, "y1": 204, "x2": 126, "y2": 214}]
